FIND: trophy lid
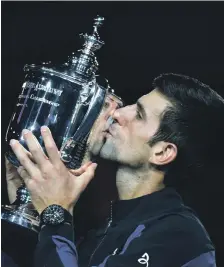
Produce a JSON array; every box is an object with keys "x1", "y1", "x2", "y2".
[
  {"x1": 68, "y1": 16, "x2": 105, "y2": 82},
  {"x1": 80, "y1": 15, "x2": 105, "y2": 54}
]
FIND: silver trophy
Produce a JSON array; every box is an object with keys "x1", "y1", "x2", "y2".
[{"x1": 2, "y1": 16, "x2": 123, "y2": 233}]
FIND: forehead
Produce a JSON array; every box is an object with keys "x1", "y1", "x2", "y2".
[{"x1": 138, "y1": 89, "x2": 171, "y2": 117}]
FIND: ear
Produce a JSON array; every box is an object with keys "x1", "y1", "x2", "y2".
[{"x1": 149, "y1": 141, "x2": 177, "y2": 166}]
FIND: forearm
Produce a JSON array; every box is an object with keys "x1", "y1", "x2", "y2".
[{"x1": 34, "y1": 224, "x2": 78, "y2": 267}]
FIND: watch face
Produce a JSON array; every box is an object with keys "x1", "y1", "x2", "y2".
[{"x1": 42, "y1": 205, "x2": 65, "y2": 225}]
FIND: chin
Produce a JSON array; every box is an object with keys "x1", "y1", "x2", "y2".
[
  {"x1": 89, "y1": 138, "x2": 106, "y2": 156},
  {"x1": 99, "y1": 140, "x2": 118, "y2": 161}
]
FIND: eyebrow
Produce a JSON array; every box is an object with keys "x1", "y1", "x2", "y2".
[{"x1": 136, "y1": 100, "x2": 147, "y2": 120}]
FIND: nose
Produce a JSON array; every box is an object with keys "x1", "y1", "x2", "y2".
[{"x1": 111, "y1": 106, "x2": 128, "y2": 126}]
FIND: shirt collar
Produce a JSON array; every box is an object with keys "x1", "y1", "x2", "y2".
[{"x1": 111, "y1": 187, "x2": 184, "y2": 224}]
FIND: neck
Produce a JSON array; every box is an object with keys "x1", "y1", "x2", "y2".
[{"x1": 116, "y1": 164, "x2": 165, "y2": 200}]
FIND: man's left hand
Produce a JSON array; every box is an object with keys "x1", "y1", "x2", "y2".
[{"x1": 10, "y1": 126, "x2": 97, "y2": 215}]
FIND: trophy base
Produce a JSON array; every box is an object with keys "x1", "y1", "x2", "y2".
[{"x1": 1, "y1": 204, "x2": 40, "y2": 233}]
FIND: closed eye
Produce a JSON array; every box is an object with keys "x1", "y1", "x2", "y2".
[
  {"x1": 136, "y1": 101, "x2": 146, "y2": 120},
  {"x1": 136, "y1": 110, "x2": 143, "y2": 120}
]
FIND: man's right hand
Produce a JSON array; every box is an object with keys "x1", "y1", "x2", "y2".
[{"x1": 5, "y1": 157, "x2": 23, "y2": 203}]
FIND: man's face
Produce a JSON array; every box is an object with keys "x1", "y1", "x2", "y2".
[
  {"x1": 100, "y1": 89, "x2": 171, "y2": 167},
  {"x1": 87, "y1": 94, "x2": 123, "y2": 156}
]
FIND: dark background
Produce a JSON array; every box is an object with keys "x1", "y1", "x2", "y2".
[{"x1": 2, "y1": 1, "x2": 224, "y2": 266}]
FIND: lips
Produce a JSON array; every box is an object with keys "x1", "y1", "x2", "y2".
[
  {"x1": 103, "y1": 121, "x2": 117, "y2": 136},
  {"x1": 102, "y1": 126, "x2": 113, "y2": 137},
  {"x1": 103, "y1": 129, "x2": 112, "y2": 136}
]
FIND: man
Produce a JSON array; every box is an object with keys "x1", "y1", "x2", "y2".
[{"x1": 9, "y1": 73, "x2": 221, "y2": 266}]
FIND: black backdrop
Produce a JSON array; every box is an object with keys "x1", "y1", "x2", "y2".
[{"x1": 2, "y1": 1, "x2": 224, "y2": 266}]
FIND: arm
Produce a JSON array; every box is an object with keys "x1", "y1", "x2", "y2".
[
  {"x1": 34, "y1": 224, "x2": 78, "y2": 267},
  {"x1": 34, "y1": 219, "x2": 216, "y2": 267}
]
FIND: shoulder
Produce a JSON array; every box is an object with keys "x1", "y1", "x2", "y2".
[
  {"x1": 134, "y1": 208, "x2": 215, "y2": 265},
  {"x1": 107, "y1": 211, "x2": 215, "y2": 267},
  {"x1": 144, "y1": 208, "x2": 212, "y2": 245}
]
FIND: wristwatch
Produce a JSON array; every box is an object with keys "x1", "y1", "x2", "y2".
[{"x1": 40, "y1": 204, "x2": 73, "y2": 227}]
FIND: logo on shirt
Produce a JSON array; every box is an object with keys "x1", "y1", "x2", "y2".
[{"x1": 138, "y1": 253, "x2": 150, "y2": 267}]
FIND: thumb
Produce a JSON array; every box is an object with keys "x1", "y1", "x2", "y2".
[
  {"x1": 5, "y1": 157, "x2": 17, "y2": 173},
  {"x1": 81, "y1": 163, "x2": 98, "y2": 187},
  {"x1": 5, "y1": 157, "x2": 23, "y2": 185},
  {"x1": 69, "y1": 161, "x2": 93, "y2": 176}
]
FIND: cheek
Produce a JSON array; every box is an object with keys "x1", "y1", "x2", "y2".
[
  {"x1": 122, "y1": 134, "x2": 148, "y2": 157},
  {"x1": 126, "y1": 127, "x2": 152, "y2": 154},
  {"x1": 138, "y1": 121, "x2": 159, "y2": 141},
  {"x1": 148, "y1": 120, "x2": 160, "y2": 138}
]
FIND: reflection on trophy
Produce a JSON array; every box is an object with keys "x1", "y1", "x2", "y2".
[{"x1": 2, "y1": 16, "x2": 123, "y2": 234}]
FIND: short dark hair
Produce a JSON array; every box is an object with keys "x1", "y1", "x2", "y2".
[{"x1": 149, "y1": 73, "x2": 224, "y2": 184}]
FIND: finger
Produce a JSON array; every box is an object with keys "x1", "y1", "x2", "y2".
[
  {"x1": 6, "y1": 147, "x2": 36, "y2": 166},
  {"x1": 20, "y1": 146, "x2": 39, "y2": 163},
  {"x1": 17, "y1": 166, "x2": 31, "y2": 186},
  {"x1": 69, "y1": 162, "x2": 92, "y2": 176},
  {"x1": 10, "y1": 139, "x2": 39, "y2": 178},
  {"x1": 40, "y1": 126, "x2": 62, "y2": 166},
  {"x1": 22, "y1": 129, "x2": 50, "y2": 167}
]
